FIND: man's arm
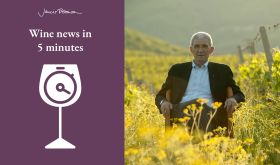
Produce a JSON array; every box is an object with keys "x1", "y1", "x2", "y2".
[
  {"x1": 155, "y1": 66, "x2": 174, "y2": 112},
  {"x1": 223, "y1": 66, "x2": 245, "y2": 116},
  {"x1": 225, "y1": 65, "x2": 245, "y2": 103}
]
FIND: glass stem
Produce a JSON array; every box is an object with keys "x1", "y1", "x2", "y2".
[{"x1": 59, "y1": 107, "x2": 62, "y2": 139}]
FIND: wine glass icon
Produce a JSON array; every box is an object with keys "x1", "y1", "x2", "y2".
[{"x1": 39, "y1": 64, "x2": 81, "y2": 149}]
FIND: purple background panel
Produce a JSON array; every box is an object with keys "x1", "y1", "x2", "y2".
[{"x1": 0, "y1": 0, "x2": 124, "y2": 164}]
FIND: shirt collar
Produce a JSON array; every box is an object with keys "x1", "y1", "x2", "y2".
[{"x1": 192, "y1": 60, "x2": 209, "y2": 69}]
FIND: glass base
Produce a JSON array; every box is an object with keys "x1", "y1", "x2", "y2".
[{"x1": 45, "y1": 138, "x2": 75, "y2": 149}]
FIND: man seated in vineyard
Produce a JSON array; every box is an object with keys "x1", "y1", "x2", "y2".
[{"x1": 155, "y1": 32, "x2": 245, "y2": 136}]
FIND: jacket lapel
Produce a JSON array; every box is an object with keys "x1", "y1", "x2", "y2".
[
  {"x1": 184, "y1": 62, "x2": 192, "y2": 82},
  {"x1": 208, "y1": 62, "x2": 215, "y2": 95},
  {"x1": 174, "y1": 62, "x2": 192, "y2": 102}
]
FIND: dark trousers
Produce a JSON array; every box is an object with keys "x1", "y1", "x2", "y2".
[{"x1": 171, "y1": 99, "x2": 215, "y2": 132}]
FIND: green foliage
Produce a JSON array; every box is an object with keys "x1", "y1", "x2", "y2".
[
  {"x1": 238, "y1": 49, "x2": 280, "y2": 95},
  {"x1": 235, "y1": 50, "x2": 280, "y2": 164},
  {"x1": 234, "y1": 94, "x2": 280, "y2": 164},
  {"x1": 238, "y1": 53, "x2": 271, "y2": 95},
  {"x1": 272, "y1": 49, "x2": 280, "y2": 92}
]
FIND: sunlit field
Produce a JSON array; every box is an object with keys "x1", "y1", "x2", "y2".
[{"x1": 125, "y1": 50, "x2": 280, "y2": 164}]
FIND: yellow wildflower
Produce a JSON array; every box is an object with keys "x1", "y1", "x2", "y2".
[
  {"x1": 125, "y1": 148, "x2": 139, "y2": 156},
  {"x1": 178, "y1": 116, "x2": 190, "y2": 122},
  {"x1": 243, "y1": 138, "x2": 254, "y2": 145},
  {"x1": 197, "y1": 98, "x2": 209, "y2": 104},
  {"x1": 157, "y1": 150, "x2": 167, "y2": 160},
  {"x1": 212, "y1": 102, "x2": 222, "y2": 109},
  {"x1": 183, "y1": 108, "x2": 189, "y2": 114},
  {"x1": 191, "y1": 104, "x2": 197, "y2": 111},
  {"x1": 142, "y1": 156, "x2": 152, "y2": 164}
]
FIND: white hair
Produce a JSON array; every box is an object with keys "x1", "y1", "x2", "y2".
[{"x1": 189, "y1": 32, "x2": 213, "y2": 47}]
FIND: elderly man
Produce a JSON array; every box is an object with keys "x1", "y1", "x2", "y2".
[{"x1": 155, "y1": 32, "x2": 245, "y2": 135}]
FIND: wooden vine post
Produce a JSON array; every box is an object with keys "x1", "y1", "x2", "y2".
[
  {"x1": 259, "y1": 26, "x2": 273, "y2": 73},
  {"x1": 237, "y1": 45, "x2": 244, "y2": 63}
]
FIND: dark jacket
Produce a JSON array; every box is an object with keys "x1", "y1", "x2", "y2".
[{"x1": 155, "y1": 62, "x2": 245, "y2": 128}]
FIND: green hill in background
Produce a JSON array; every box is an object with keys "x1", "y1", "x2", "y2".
[
  {"x1": 126, "y1": 0, "x2": 280, "y2": 54},
  {"x1": 125, "y1": 28, "x2": 187, "y2": 55}
]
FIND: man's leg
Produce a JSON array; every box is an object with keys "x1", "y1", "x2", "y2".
[{"x1": 171, "y1": 99, "x2": 215, "y2": 132}]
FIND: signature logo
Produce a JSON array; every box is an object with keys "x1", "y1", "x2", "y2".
[{"x1": 38, "y1": 8, "x2": 82, "y2": 18}]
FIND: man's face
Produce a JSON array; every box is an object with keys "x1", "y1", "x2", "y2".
[{"x1": 190, "y1": 37, "x2": 214, "y2": 66}]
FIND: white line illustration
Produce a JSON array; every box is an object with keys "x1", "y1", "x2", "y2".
[{"x1": 39, "y1": 64, "x2": 81, "y2": 149}]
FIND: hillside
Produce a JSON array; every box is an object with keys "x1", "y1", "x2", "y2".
[
  {"x1": 126, "y1": 0, "x2": 280, "y2": 54},
  {"x1": 125, "y1": 28, "x2": 187, "y2": 55}
]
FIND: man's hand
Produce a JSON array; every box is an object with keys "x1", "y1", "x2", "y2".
[
  {"x1": 160, "y1": 101, "x2": 173, "y2": 114},
  {"x1": 224, "y1": 97, "x2": 237, "y2": 115}
]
